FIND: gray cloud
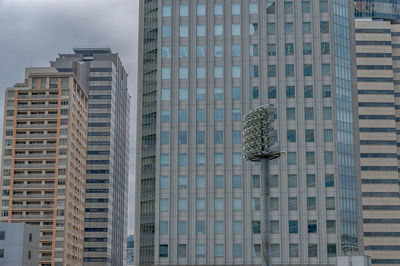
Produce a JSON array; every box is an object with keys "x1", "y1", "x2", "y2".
[{"x1": 0, "y1": 0, "x2": 139, "y2": 234}]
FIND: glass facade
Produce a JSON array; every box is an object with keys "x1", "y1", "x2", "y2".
[{"x1": 354, "y1": 0, "x2": 400, "y2": 21}]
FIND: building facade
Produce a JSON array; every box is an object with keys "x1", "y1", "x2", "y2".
[
  {"x1": 51, "y1": 48, "x2": 130, "y2": 265},
  {"x1": 354, "y1": 0, "x2": 400, "y2": 22},
  {"x1": 0, "y1": 222, "x2": 40, "y2": 266},
  {"x1": 355, "y1": 20, "x2": 400, "y2": 266},
  {"x1": 0, "y1": 68, "x2": 88, "y2": 265},
  {"x1": 127, "y1": 234, "x2": 134, "y2": 265},
  {"x1": 136, "y1": 0, "x2": 362, "y2": 265}
]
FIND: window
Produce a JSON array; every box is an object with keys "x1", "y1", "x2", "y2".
[
  {"x1": 288, "y1": 197, "x2": 297, "y2": 211},
  {"x1": 162, "y1": 47, "x2": 170, "y2": 58},
  {"x1": 233, "y1": 198, "x2": 242, "y2": 211},
  {"x1": 215, "y1": 221, "x2": 224, "y2": 234},
  {"x1": 326, "y1": 197, "x2": 335, "y2": 210},
  {"x1": 320, "y1": 0, "x2": 329, "y2": 12},
  {"x1": 215, "y1": 45, "x2": 223, "y2": 57},
  {"x1": 232, "y1": 109, "x2": 241, "y2": 121},
  {"x1": 215, "y1": 3, "x2": 223, "y2": 15},
  {"x1": 267, "y1": 23, "x2": 276, "y2": 35},
  {"x1": 306, "y1": 151, "x2": 315, "y2": 165},
  {"x1": 268, "y1": 65, "x2": 276, "y2": 77},
  {"x1": 215, "y1": 244, "x2": 224, "y2": 257},
  {"x1": 252, "y1": 175, "x2": 260, "y2": 188},
  {"x1": 232, "y1": 66, "x2": 241, "y2": 78},
  {"x1": 232, "y1": 44, "x2": 240, "y2": 56},
  {"x1": 215, "y1": 198, "x2": 224, "y2": 211},
  {"x1": 178, "y1": 198, "x2": 187, "y2": 211},
  {"x1": 178, "y1": 87, "x2": 188, "y2": 101},
  {"x1": 324, "y1": 129, "x2": 333, "y2": 142},
  {"x1": 197, "y1": 153, "x2": 206, "y2": 165},
  {"x1": 305, "y1": 129, "x2": 314, "y2": 142},
  {"x1": 233, "y1": 221, "x2": 242, "y2": 234},
  {"x1": 233, "y1": 87, "x2": 241, "y2": 99},
  {"x1": 267, "y1": 44, "x2": 276, "y2": 56},
  {"x1": 233, "y1": 244, "x2": 242, "y2": 258},
  {"x1": 304, "y1": 42, "x2": 312, "y2": 55},
  {"x1": 215, "y1": 153, "x2": 223, "y2": 165},
  {"x1": 268, "y1": 86, "x2": 277, "y2": 99},
  {"x1": 322, "y1": 64, "x2": 331, "y2": 76},
  {"x1": 320, "y1": 21, "x2": 329, "y2": 33},
  {"x1": 286, "y1": 85, "x2": 295, "y2": 97},
  {"x1": 178, "y1": 176, "x2": 187, "y2": 188},
  {"x1": 197, "y1": 88, "x2": 206, "y2": 100},
  {"x1": 196, "y1": 244, "x2": 205, "y2": 258},
  {"x1": 215, "y1": 24, "x2": 223, "y2": 36},
  {"x1": 308, "y1": 244, "x2": 318, "y2": 257},
  {"x1": 178, "y1": 109, "x2": 188, "y2": 122},
  {"x1": 161, "y1": 88, "x2": 170, "y2": 101},
  {"x1": 287, "y1": 129, "x2": 296, "y2": 142},
  {"x1": 270, "y1": 175, "x2": 278, "y2": 188},
  {"x1": 325, "y1": 151, "x2": 333, "y2": 165},
  {"x1": 160, "y1": 198, "x2": 168, "y2": 211},
  {"x1": 162, "y1": 5, "x2": 171, "y2": 16},
  {"x1": 271, "y1": 221, "x2": 279, "y2": 234},
  {"x1": 307, "y1": 174, "x2": 316, "y2": 187},
  {"x1": 328, "y1": 244, "x2": 336, "y2": 257},
  {"x1": 215, "y1": 109, "x2": 223, "y2": 121},
  {"x1": 322, "y1": 85, "x2": 331, "y2": 97},
  {"x1": 271, "y1": 244, "x2": 280, "y2": 257},
  {"x1": 250, "y1": 44, "x2": 258, "y2": 56},
  {"x1": 197, "y1": 4, "x2": 206, "y2": 16},
  {"x1": 161, "y1": 110, "x2": 169, "y2": 123},
  {"x1": 284, "y1": 1, "x2": 293, "y2": 13},
  {"x1": 215, "y1": 66, "x2": 223, "y2": 78},
  {"x1": 197, "y1": 109, "x2": 206, "y2": 122},
  {"x1": 252, "y1": 221, "x2": 261, "y2": 234},
  {"x1": 0, "y1": 231, "x2": 4, "y2": 240},
  {"x1": 290, "y1": 244, "x2": 299, "y2": 257},
  {"x1": 160, "y1": 221, "x2": 168, "y2": 234},
  {"x1": 287, "y1": 108, "x2": 295, "y2": 120},
  {"x1": 305, "y1": 107, "x2": 314, "y2": 120},
  {"x1": 249, "y1": 2, "x2": 258, "y2": 14},
  {"x1": 302, "y1": 1, "x2": 311, "y2": 13},
  {"x1": 178, "y1": 244, "x2": 186, "y2": 258},
  {"x1": 250, "y1": 23, "x2": 258, "y2": 36},
  {"x1": 215, "y1": 130, "x2": 223, "y2": 144},
  {"x1": 289, "y1": 220, "x2": 298, "y2": 234},
  {"x1": 180, "y1": 4, "x2": 188, "y2": 16},
  {"x1": 232, "y1": 3, "x2": 240, "y2": 14},
  {"x1": 180, "y1": 46, "x2": 188, "y2": 58},
  {"x1": 232, "y1": 153, "x2": 242, "y2": 166},
  {"x1": 285, "y1": 22, "x2": 293, "y2": 34},
  {"x1": 233, "y1": 175, "x2": 242, "y2": 188},
  {"x1": 162, "y1": 26, "x2": 171, "y2": 38},
  {"x1": 308, "y1": 220, "x2": 317, "y2": 233},
  {"x1": 178, "y1": 221, "x2": 186, "y2": 235},
  {"x1": 307, "y1": 197, "x2": 316, "y2": 210},
  {"x1": 325, "y1": 174, "x2": 334, "y2": 187},
  {"x1": 160, "y1": 244, "x2": 168, "y2": 258},
  {"x1": 197, "y1": 221, "x2": 205, "y2": 234},
  {"x1": 197, "y1": 25, "x2": 206, "y2": 37},
  {"x1": 267, "y1": 2, "x2": 275, "y2": 14},
  {"x1": 286, "y1": 65, "x2": 294, "y2": 77},
  {"x1": 232, "y1": 24, "x2": 241, "y2": 36},
  {"x1": 303, "y1": 22, "x2": 311, "y2": 34},
  {"x1": 288, "y1": 174, "x2": 297, "y2": 188},
  {"x1": 285, "y1": 43, "x2": 294, "y2": 55},
  {"x1": 288, "y1": 152, "x2": 296, "y2": 165},
  {"x1": 215, "y1": 175, "x2": 223, "y2": 188},
  {"x1": 160, "y1": 154, "x2": 169, "y2": 166},
  {"x1": 304, "y1": 64, "x2": 313, "y2": 76},
  {"x1": 197, "y1": 131, "x2": 205, "y2": 144},
  {"x1": 321, "y1": 42, "x2": 330, "y2": 55},
  {"x1": 304, "y1": 85, "x2": 313, "y2": 98},
  {"x1": 252, "y1": 244, "x2": 261, "y2": 258},
  {"x1": 270, "y1": 197, "x2": 279, "y2": 211},
  {"x1": 160, "y1": 176, "x2": 168, "y2": 189},
  {"x1": 161, "y1": 68, "x2": 170, "y2": 79},
  {"x1": 323, "y1": 107, "x2": 332, "y2": 120},
  {"x1": 233, "y1": 130, "x2": 241, "y2": 143},
  {"x1": 179, "y1": 67, "x2": 188, "y2": 79},
  {"x1": 161, "y1": 132, "x2": 169, "y2": 145},
  {"x1": 197, "y1": 45, "x2": 206, "y2": 58},
  {"x1": 196, "y1": 175, "x2": 206, "y2": 189},
  {"x1": 327, "y1": 220, "x2": 336, "y2": 233}
]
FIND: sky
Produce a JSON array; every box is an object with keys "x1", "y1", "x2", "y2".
[{"x1": 0, "y1": 0, "x2": 139, "y2": 234}]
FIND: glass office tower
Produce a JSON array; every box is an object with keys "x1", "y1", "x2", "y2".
[{"x1": 135, "y1": 1, "x2": 362, "y2": 265}]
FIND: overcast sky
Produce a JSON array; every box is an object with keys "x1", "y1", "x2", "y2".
[{"x1": 0, "y1": 0, "x2": 139, "y2": 234}]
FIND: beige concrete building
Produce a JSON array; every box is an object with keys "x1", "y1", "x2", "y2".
[
  {"x1": 356, "y1": 20, "x2": 400, "y2": 265},
  {"x1": 0, "y1": 67, "x2": 88, "y2": 266}
]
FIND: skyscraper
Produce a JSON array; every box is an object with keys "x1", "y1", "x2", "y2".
[
  {"x1": 0, "y1": 67, "x2": 89, "y2": 265},
  {"x1": 355, "y1": 19, "x2": 400, "y2": 265},
  {"x1": 135, "y1": 1, "x2": 362, "y2": 265},
  {"x1": 51, "y1": 48, "x2": 130, "y2": 265}
]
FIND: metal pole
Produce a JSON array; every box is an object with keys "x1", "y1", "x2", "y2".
[{"x1": 261, "y1": 158, "x2": 271, "y2": 266}]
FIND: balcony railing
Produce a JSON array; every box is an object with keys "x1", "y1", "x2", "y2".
[{"x1": 17, "y1": 104, "x2": 58, "y2": 109}]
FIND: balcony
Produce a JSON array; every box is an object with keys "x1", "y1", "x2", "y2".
[
  {"x1": 14, "y1": 154, "x2": 56, "y2": 159},
  {"x1": 18, "y1": 94, "x2": 58, "y2": 99},
  {"x1": 13, "y1": 204, "x2": 54, "y2": 209},
  {"x1": 17, "y1": 104, "x2": 58, "y2": 109},
  {"x1": 12, "y1": 194, "x2": 55, "y2": 199},
  {"x1": 17, "y1": 114, "x2": 58, "y2": 119},
  {"x1": 13, "y1": 174, "x2": 55, "y2": 179},
  {"x1": 15, "y1": 143, "x2": 57, "y2": 148},
  {"x1": 16, "y1": 124, "x2": 57, "y2": 129},
  {"x1": 13, "y1": 183, "x2": 55, "y2": 189},
  {"x1": 14, "y1": 163, "x2": 56, "y2": 169},
  {"x1": 15, "y1": 133, "x2": 57, "y2": 139}
]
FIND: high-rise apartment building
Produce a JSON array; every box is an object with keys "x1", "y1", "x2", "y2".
[
  {"x1": 355, "y1": 20, "x2": 400, "y2": 266},
  {"x1": 0, "y1": 67, "x2": 89, "y2": 265},
  {"x1": 51, "y1": 48, "x2": 130, "y2": 265},
  {"x1": 136, "y1": 0, "x2": 362, "y2": 265}
]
